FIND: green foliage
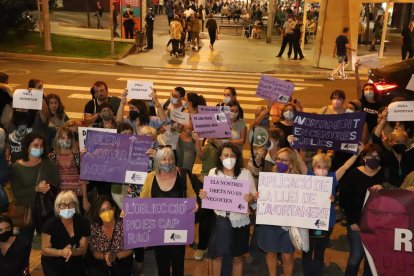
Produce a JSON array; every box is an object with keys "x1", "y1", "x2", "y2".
[{"x1": 0, "y1": 0, "x2": 37, "y2": 37}]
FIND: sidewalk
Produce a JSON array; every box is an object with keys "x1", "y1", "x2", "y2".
[{"x1": 47, "y1": 11, "x2": 402, "y2": 73}]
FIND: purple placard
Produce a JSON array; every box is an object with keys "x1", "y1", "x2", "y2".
[
  {"x1": 123, "y1": 198, "x2": 196, "y2": 249},
  {"x1": 202, "y1": 176, "x2": 249, "y2": 213},
  {"x1": 198, "y1": 105, "x2": 231, "y2": 125},
  {"x1": 191, "y1": 113, "x2": 232, "y2": 138},
  {"x1": 256, "y1": 75, "x2": 294, "y2": 103},
  {"x1": 80, "y1": 131, "x2": 152, "y2": 184},
  {"x1": 292, "y1": 112, "x2": 366, "y2": 153}
]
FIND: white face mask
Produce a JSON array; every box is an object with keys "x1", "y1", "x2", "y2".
[
  {"x1": 283, "y1": 110, "x2": 294, "y2": 120},
  {"x1": 345, "y1": 108, "x2": 354, "y2": 113},
  {"x1": 170, "y1": 97, "x2": 179, "y2": 105},
  {"x1": 230, "y1": 112, "x2": 238, "y2": 119},
  {"x1": 364, "y1": 90, "x2": 374, "y2": 100},
  {"x1": 222, "y1": 157, "x2": 236, "y2": 170},
  {"x1": 223, "y1": 96, "x2": 231, "y2": 104},
  {"x1": 314, "y1": 168, "x2": 328, "y2": 176}
]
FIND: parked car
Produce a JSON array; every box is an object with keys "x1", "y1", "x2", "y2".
[{"x1": 368, "y1": 58, "x2": 414, "y2": 106}]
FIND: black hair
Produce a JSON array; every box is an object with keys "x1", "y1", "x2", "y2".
[
  {"x1": 11, "y1": 109, "x2": 36, "y2": 127},
  {"x1": 0, "y1": 215, "x2": 13, "y2": 231},
  {"x1": 0, "y1": 72, "x2": 8, "y2": 84},
  {"x1": 99, "y1": 101, "x2": 114, "y2": 112},
  {"x1": 117, "y1": 122, "x2": 134, "y2": 133},
  {"x1": 215, "y1": 142, "x2": 243, "y2": 177},
  {"x1": 90, "y1": 195, "x2": 121, "y2": 226},
  {"x1": 225, "y1": 87, "x2": 237, "y2": 96},
  {"x1": 45, "y1": 94, "x2": 66, "y2": 121},
  {"x1": 187, "y1": 93, "x2": 206, "y2": 110},
  {"x1": 330, "y1": 89, "x2": 346, "y2": 100},
  {"x1": 21, "y1": 132, "x2": 47, "y2": 161},
  {"x1": 228, "y1": 100, "x2": 242, "y2": 121},
  {"x1": 343, "y1": 27, "x2": 349, "y2": 33},
  {"x1": 174, "y1": 87, "x2": 186, "y2": 98},
  {"x1": 129, "y1": 99, "x2": 150, "y2": 126},
  {"x1": 362, "y1": 83, "x2": 379, "y2": 102},
  {"x1": 359, "y1": 143, "x2": 382, "y2": 160},
  {"x1": 28, "y1": 79, "x2": 43, "y2": 89}
]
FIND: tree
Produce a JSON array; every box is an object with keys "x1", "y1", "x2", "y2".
[{"x1": 0, "y1": 0, "x2": 37, "y2": 38}]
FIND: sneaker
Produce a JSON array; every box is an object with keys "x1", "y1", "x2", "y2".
[
  {"x1": 194, "y1": 250, "x2": 205, "y2": 261},
  {"x1": 209, "y1": 45, "x2": 213, "y2": 50},
  {"x1": 340, "y1": 75, "x2": 348, "y2": 80},
  {"x1": 328, "y1": 75, "x2": 335, "y2": 81}
]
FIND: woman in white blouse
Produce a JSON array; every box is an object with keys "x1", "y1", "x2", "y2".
[{"x1": 200, "y1": 142, "x2": 257, "y2": 276}]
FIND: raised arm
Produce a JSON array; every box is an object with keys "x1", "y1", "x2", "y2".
[
  {"x1": 335, "y1": 143, "x2": 363, "y2": 181},
  {"x1": 116, "y1": 89, "x2": 128, "y2": 124}
]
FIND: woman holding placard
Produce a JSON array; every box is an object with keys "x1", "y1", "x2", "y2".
[
  {"x1": 140, "y1": 146, "x2": 197, "y2": 276},
  {"x1": 199, "y1": 142, "x2": 257, "y2": 276},
  {"x1": 176, "y1": 93, "x2": 206, "y2": 171},
  {"x1": 256, "y1": 147, "x2": 304, "y2": 276},
  {"x1": 228, "y1": 101, "x2": 247, "y2": 153}
]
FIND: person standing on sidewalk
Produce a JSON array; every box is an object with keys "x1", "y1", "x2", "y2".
[
  {"x1": 369, "y1": 15, "x2": 383, "y2": 52},
  {"x1": 170, "y1": 15, "x2": 183, "y2": 57},
  {"x1": 292, "y1": 16, "x2": 304, "y2": 60},
  {"x1": 328, "y1": 27, "x2": 355, "y2": 81},
  {"x1": 112, "y1": 3, "x2": 120, "y2": 38},
  {"x1": 276, "y1": 14, "x2": 296, "y2": 58},
  {"x1": 401, "y1": 20, "x2": 414, "y2": 60},
  {"x1": 206, "y1": 13, "x2": 218, "y2": 51},
  {"x1": 145, "y1": 8, "x2": 155, "y2": 50},
  {"x1": 122, "y1": 4, "x2": 135, "y2": 39},
  {"x1": 96, "y1": 0, "x2": 104, "y2": 29}
]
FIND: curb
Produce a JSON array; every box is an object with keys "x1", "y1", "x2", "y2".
[{"x1": 0, "y1": 52, "x2": 118, "y2": 65}]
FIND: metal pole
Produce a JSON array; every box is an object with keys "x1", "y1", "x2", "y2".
[
  {"x1": 110, "y1": 0, "x2": 115, "y2": 57},
  {"x1": 266, "y1": 0, "x2": 275, "y2": 43},
  {"x1": 42, "y1": 0, "x2": 52, "y2": 51},
  {"x1": 37, "y1": 0, "x2": 43, "y2": 38},
  {"x1": 379, "y1": 0, "x2": 391, "y2": 58}
]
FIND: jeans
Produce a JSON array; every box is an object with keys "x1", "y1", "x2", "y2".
[
  {"x1": 345, "y1": 226, "x2": 372, "y2": 276},
  {"x1": 172, "y1": 39, "x2": 180, "y2": 54},
  {"x1": 277, "y1": 33, "x2": 293, "y2": 57},
  {"x1": 302, "y1": 230, "x2": 332, "y2": 276},
  {"x1": 176, "y1": 139, "x2": 195, "y2": 172}
]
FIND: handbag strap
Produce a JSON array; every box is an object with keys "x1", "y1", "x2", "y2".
[
  {"x1": 106, "y1": 222, "x2": 117, "y2": 253},
  {"x1": 36, "y1": 161, "x2": 44, "y2": 187}
]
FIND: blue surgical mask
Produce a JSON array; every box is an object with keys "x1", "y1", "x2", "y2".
[
  {"x1": 260, "y1": 118, "x2": 269, "y2": 126},
  {"x1": 58, "y1": 140, "x2": 72, "y2": 149},
  {"x1": 276, "y1": 162, "x2": 289, "y2": 173},
  {"x1": 160, "y1": 163, "x2": 174, "y2": 173},
  {"x1": 30, "y1": 148, "x2": 44, "y2": 157},
  {"x1": 59, "y1": 208, "x2": 76, "y2": 219}
]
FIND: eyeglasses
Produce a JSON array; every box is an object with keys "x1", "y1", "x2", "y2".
[
  {"x1": 366, "y1": 155, "x2": 380, "y2": 160},
  {"x1": 158, "y1": 145, "x2": 172, "y2": 150},
  {"x1": 58, "y1": 202, "x2": 77, "y2": 209}
]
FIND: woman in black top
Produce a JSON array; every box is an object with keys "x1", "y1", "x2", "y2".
[
  {"x1": 340, "y1": 143, "x2": 385, "y2": 276},
  {"x1": 0, "y1": 215, "x2": 31, "y2": 276},
  {"x1": 41, "y1": 190, "x2": 90, "y2": 276},
  {"x1": 273, "y1": 102, "x2": 297, "y2": 148},
  {"x1": 140, "y1": 146, "x2": 197, "y2": 276},
  {"x1": 354, "y1": 62, "x2": 381, "y2": 134}
]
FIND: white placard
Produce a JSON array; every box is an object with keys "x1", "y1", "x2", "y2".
[
  {"x1": 170, "y1": 109, "x2": 190, "y2": 125},
  {"x1": 356, "y1": 54, "x2": 380, "y2": 69},
  {"x1": 387, "y1": 101, "x2": 414, "y2": 122},
  {"x1": 12, "y1": 89, "x2": 43, "y2": 110},
  {"x1": 125, "y1": 171, "x2": 147, "y2": 185},
  {"x1": 164, "y1": 230, "x2": 188, "y2": 243},
  {"x1": 406, "y1": 74, "x2": 414, "y2": 91},
  {"x1": 127, "y1": 80, "x2": 153, "y2": 100},
  {"x1": 256, "y1": 172, "x2": 332, "y2": 230},
  {"x1": 78, "y1": 127, "x2": 117, "y2": 151}
]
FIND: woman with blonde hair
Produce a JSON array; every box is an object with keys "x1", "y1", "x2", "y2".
[
  {"x1": 401, "y1": 171, "x2": 414, "y2": 191},
  {"x1": 256, "y1": 147, "x2": 305, "y2": 276},
  {"x1": 49, "y1": 126, "x2": 90, "y2": 212},
  {"x1": 41, "y1": 190, "x2": 90, "y2": 275}
]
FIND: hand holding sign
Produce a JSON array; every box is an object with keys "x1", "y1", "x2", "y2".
[
  {"x1": 13, "y1": 89, "x2": 43, "y2": 110},
  {"x1": 127, "y1": 80, "x2": 153, "y2": 100}
]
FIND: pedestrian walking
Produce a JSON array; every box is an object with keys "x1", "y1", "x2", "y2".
[
  {"x1": 112, "y1": 3, "x2": 120, "y2": 38},
  {"x1": 122, "y1": 4, "x2": 134, "y2": 39},
  {"x1": 369, "y1": 15, "x2": 383, "y2": 52},
  {"x1": 145, "y1": 8, "x2": 155, "y2": 50},
  {"x1": 276, "y1": 14, "x2": 296, "y2": 58},
  {"x1": 292, "y1": 17, "x2": 304, "y2": 60},
  {"x1": 206, "y1": 14, "x2": 218, "y2": 51},
  {"x1": 401, "y1": 20, "x2": 414, "y2": 60},
  {"x1": 96, "y1": 0, "x2": 104, "y2": 29},
  {"x1": 328, "y1": 27, "x2": 355, "y2": 81}
]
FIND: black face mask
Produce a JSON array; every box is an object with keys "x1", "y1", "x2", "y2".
[
  {"x1": 14, "y1": 111, "x2": 29, "y2": 124},
  {"x1": 392, "y1": 144, "x2": 407, "y2": 154},
  {"x1": 129, "y1": 110, "x2": 139, "y2": 121},
  {"x1": 0, "y1": 230, "x2": 12, "y2": 242}
]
